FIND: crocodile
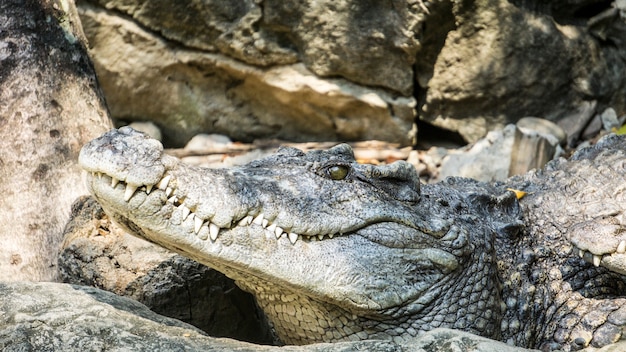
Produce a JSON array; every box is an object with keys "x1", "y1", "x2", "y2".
[{"x1": 78, "y1": 127, "x2": 626, "y2": 351}]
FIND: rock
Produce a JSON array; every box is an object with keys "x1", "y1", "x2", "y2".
[
  {"x1": 78, "y1": 0, "x2": 626, "y2": 146},
  {"x1": 0, "y1": 281, "x2": 538, "y2": 351},
  {"x1": 128, "y1": 121, "x2": 162, "y2": 141},
  {"x1": 600, "y1": 108, "x2": 620, "y2": 131},
  {"x1": 87, "y1": 0, "x2": 420, "y2": 95},
  {"x1": 184, "y1": 133, "x2": 233, "y2": 154},
  {"x1": 418, "y1": 0, "x2": 626, "y2": 142},
  {"x1": 516, "y1": 117, "x2": 567, "y2": 146},
  {"x1": 557, "y1": 101, "x2": 598, "y2": 147},
  {"x1": 433, "y1": 118, "x2": 567, "y2": 182},
  {"x1": 77, "y1": 3, "x2": 417, "y2": 147},
  {"x1": 509, "y1": 118, "x2": 565, "y2": 176},
  {"x1": 0, "y1": 0, "x2": 112, "y2": 281},
  {"x1": 435, "y1": 124, "x2": 517, "y2": 182},
  {"x1": 59, "y1": 196, "x2": 274, "y2": 344}
]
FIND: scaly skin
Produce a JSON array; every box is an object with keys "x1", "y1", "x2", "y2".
[{"x1": 79, "y1": 127, "x2": 626, "y2": 350}]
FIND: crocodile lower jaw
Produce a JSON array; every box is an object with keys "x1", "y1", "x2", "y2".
[{"x1": 87, "y1": 171, "x2": 340, "y2": 246}]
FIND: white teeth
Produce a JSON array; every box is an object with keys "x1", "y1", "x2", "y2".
[
  {"x1": 96, "y1": 172, "x2": 103, "y2": 179},
  {"x1": 275, "y1": 226, "x2": 283, "y2": 238},
  {"x1": 124, "y1": 184, "x2": 138, "y2": 201},
  {"x1": 329, "y1": 234, "x2": 334, "y2": 239},
  {"x1": 157, "y1": 175, "x2": 171, "y2": 190},
  {"x1": 253, "y1": 213, "x2": 264, "y2": 226},
  {"x1": 197, "y1": 228, "x2": 208, "y2": 240},
  {"x1": 262, "y1": 219, "x2": 269, "y2": 228},
  {"x1": 209, "y1": 223, "x2": 220, "y2": 241},
  {"x1": 318, "y1": 234, "x2": 324, "y2": 240},
  {"x1": 239, "y1": 216, "x2": 253, "y2": 226},
  {"x1": 165, "y1": 187, "x2": 173, "y2": 197},
  {"x1": 180, "y1": 205, "x2": 191, "y2": 220},
  {"x1": 593, "y1": 255, "x2": 601, "y2": 267},
  {"x1": 111, "y1": 177, "x2": 120, "y2": 188},
  {"x1": 168, "y1": 195, "x2": 178, "y2": 203},
  {"x1": 194, "y1": 217, "x2": 204, "y2": 234},
  {"x1": 578, "y1": 249, "x2": 584, "y2": 258},
  {"x1": 145, "y1": 184, "x2": 153, "y2": 194},
  {"x1": 267, "y1": 223, "x2": 277, "y2": 233},
  {"x1": 288, "y1": 232, "x2": 298, "y2": 244},
  {"x1": 618, "y1": 240, "x2": 626, "y2": 254}
]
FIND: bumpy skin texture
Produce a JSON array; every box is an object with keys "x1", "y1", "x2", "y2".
[{"x1": 79, "y1": 127, "x2": 626, "y2": 351}]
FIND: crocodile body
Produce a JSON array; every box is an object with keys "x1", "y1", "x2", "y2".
[{"x1": 79, "y1": 127, "x2": 626, "y2": 351}]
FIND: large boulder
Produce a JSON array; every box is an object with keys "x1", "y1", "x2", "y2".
[
  {"x1": 0, "y1": 0, "x2": 112, "y2": 281},
  {"x1": 421, "y1": 0, "x2": 626, "y2": 142},
  {"x1": 0, "y1": 281, "x2": 540, "y2": 351},
  {"x1": 77, "y1": 0, "x2": 626, "y2": 146},
  {"x1": 77, "y1": 1, "x2": 417, "y2": 147}
]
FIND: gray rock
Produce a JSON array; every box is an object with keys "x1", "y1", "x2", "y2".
[
  {"x1": 0, "y1": 0, "x2": 112, "y2": 281},
  {"x1": 509, "y1": 118, "x2": 565, "y2": 176},
  {"x1": 0, "y1": 281, "x2": 265, "y2": 352},
  {"x1": 78, "y1": 0, "x2": 626, "y2": 146},
  {"x1": 184, "y1": 134, "x2": 233, "y2": 154},
  {"x1": 435, "y1": 124, "x2": 516, "y2": 182},
  {"x1": 600, "y1": 108, "x2": 620, "y2": 131},
  {"x1": 78, "y1": 3, "x2": 417, "y2": 147},
  {"x1": 128, "y1": 121, "x2": 163, "y2": 141},
  {"x1": 0, "y1": 281, "x2": 536, "y2": 351},
  {"x1": 88, "y1": 0, "x2": 420, "y2": 95},
  {"x1": 420, "y1": 0, "x2": 626, "y2": 142}
]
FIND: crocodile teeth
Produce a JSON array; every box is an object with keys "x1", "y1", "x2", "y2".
[
  {"x1": 124, "y1": 184, "x2": 138, "y2": 201},
  {"x1": 328, "y1": 234, "x2": 334, "y2": 239},
  {"x1": 167, "y1": 195, "x2": 178, "y2": 204},
  {"x1": 145, "y1": 184, "x2": 153, "y2": 194},
  {"x1": 180, "y1": 205, "x2": 191, "y2": 220},
  {"x1": 318, "y1": 234, "x2": 325, "y2": 240},
  {"x1": 253, "y1": 213, "x2": 264, "y2": 226},
  {"x1": 239, "y1": 216, "x2": 253, "y2": 226},
  {"x1": 578, "y1": 249, "x2": 585, "y2": 258},
  {"x1": 618, "y1": 240, "x2": 626, "y2": 254},
  {"x1": 593, "y1": 255, "x2": 601, "y2": 267},
  {"x1": 262, "y1": 219, "x2": 269, "y2": 228},
  {"x1": 209, "y1": 223, "x2": 220, "y2": 241},
  {"x1": 267, "y1": 223, "x2": 277, "y2": 233},
  {"x1": 157, "y1": 175, "x2": 171, "y2": 190},
  {"x1": 194, "y1": 217, "x2": 204, "y2": 234},
  {"x1": 275, "y1": 226, "x2": 284, "y2": 238},
  {"x1": 288, "y1": 232, "x2": 298, "y2": 244},
  {"x1": 197, "y1": 226, "x2": 208, "y2": 240},
  {"x1": 165, "y1": 187, "x2": 173, "y2": 197},
  {"x1": 111, "y1": 177, "x2": 120, "y2": 188}
]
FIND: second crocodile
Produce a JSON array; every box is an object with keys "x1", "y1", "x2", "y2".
[{"x1": 78, "y1": 127, "x2": 626, "y2": 351}]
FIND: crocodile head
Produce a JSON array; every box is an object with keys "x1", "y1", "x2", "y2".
[{"x1": 79, "y1": 127, "x2": 517, "y2": 344}]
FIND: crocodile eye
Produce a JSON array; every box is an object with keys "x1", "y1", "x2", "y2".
[{"x1": 327, "y1": 165, "x2": 349, "y2": 180}]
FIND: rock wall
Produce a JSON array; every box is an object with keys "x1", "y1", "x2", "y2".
[
  {"x1": 0, "y1": 0, "x2": 112, "y2": 281},
  {"x1": 77, "y1": 0, "x2": 626, "y2": 146}
]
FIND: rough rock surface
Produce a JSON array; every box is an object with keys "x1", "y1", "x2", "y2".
[
  {"x1": 0, "y1": 0, "x2": 112, "y2": 281},
  {"x1": 59, "y1": 196, "x2": 273, "y2": 344},
  {"x1": 421, "y1": 0, "x2": 626, "y2": 141},
  {"x1": 77, "y1": 0, "x2": 626, "y2": 146},
  {"x1": 0, "y1": 281, "x2": 537, "y2": 352},
  {"x1": 77, "y1": 2, "x2": 417, "y2": 147}
]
